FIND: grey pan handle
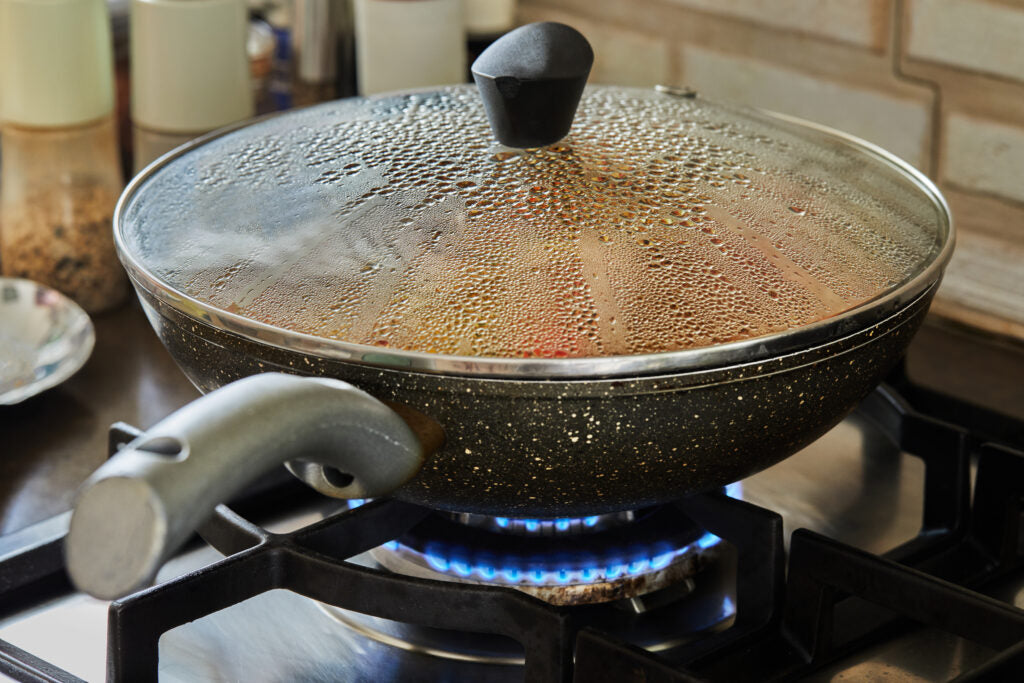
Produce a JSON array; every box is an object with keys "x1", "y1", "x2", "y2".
[{"x1": 65, "y1": 373, "x2": 425, "y2": 600}]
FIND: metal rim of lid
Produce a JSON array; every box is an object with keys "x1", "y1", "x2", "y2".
[{"x1": 114, "y1": 87, "x2": 954, "y2": 381}]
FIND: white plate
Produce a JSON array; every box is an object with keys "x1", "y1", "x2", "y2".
[{"x1": 0, "y1": 278, "x2": 95, "y2": 405}]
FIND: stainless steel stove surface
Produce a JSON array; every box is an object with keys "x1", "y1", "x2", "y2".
[{"x1": 1, "y1": 307, "x2": 1023, "y2": 682}]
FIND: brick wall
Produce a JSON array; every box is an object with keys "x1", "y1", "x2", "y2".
[{"x1": 519, "y1": 0, "x2": 1024, "y2": 339}]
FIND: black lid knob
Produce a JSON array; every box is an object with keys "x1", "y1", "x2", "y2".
[{"x1": 471, "y1": 22, "x2": 594, "y2": 148}]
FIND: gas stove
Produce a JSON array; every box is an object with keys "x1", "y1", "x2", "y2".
[{"x1": 1, "y1": 309, "x2": 1023, "y2": 682}]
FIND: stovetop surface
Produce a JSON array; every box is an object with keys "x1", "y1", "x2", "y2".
[
  {"x1": 1, "y1": 399, "x2": 1017, "y2": 682},
  {"x1": 1, "y1": 302, "x2": 1023, "y2": 682}
]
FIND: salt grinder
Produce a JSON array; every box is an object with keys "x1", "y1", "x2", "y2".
[{"x1": 0, "y1": 0, "x2": 128, "y2": 313}]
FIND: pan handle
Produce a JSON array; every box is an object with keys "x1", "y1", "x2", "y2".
[{"x1": 65, "y1": 373, "x2": 425, "y2": 600}]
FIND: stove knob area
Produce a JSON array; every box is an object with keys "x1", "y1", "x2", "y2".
[{"x1": 64, "y1": 373, "x2": 425, "y2": 600}]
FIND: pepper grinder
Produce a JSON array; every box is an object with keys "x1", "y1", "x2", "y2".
[
  {"x1": 131, "y1": 0, "x2": 254, "y2": 171},
  {"x1": 0, "y1": 0, "x2": 128, "y2": 313}
]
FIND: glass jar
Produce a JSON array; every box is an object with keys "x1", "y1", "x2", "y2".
[{"x1": 0, "y1": 116, "x2": 127, "y2": 313}]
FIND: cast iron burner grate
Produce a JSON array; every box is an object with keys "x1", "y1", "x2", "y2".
[{"x1": 2, "y1": 369, "x2": 1024, "y2": 682}]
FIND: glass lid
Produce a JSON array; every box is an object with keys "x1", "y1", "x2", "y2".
[{"x1": 117, "y1": 83, "x2": 951, "y2": 377}]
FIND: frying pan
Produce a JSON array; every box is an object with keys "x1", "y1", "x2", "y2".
[{"x1": 65, "y1": 24, "x2": 953, "y2": 599}]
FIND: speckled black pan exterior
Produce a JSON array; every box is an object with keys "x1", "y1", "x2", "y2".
[{"x1": 135, "y1": 284, "x2": 935, "y2": 517}]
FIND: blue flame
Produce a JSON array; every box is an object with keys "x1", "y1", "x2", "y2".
[
  {"x1": 349, "y1": 496, "x2": 731, "y2": 587},
  {"x1": 725, "y1": 481, "x2": 743, "y2": 498},
  {"x1": 471, "y1": 513, "x2": 620, "y2": 535},
  {"x1": 650, "y1": 550, "x2": 675, "y2": 570},
  {"x1": 697, "y1": 533, "x2": 722, "y2": 549},
  {"x1": 409, "y1": 534, "x2": 721, "y2": 587},
  {"x1": 721, "y1": 595, "x2": 735, "y2": 615},
  {"x1": 426, "y1": 554, "x2": 450, "y2": 572}
]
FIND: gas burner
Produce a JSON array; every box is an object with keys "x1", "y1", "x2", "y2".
[
  {"x1": 372, "y1": 509, "x2": 719, "y2": 606},
  {"x1": 345, "y1": 495, "x2": 735, "y2": 607},
  {"x1": 320, "y1": 499, "x2": 738, "y2": 666}
]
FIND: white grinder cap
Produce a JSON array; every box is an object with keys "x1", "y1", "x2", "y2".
[
  {"x1": 131, "y1": 0, "x2": 253, "y2": 134},
  {"x1": 0, "y1": 0, "x2": 116, "y2": 127}
]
